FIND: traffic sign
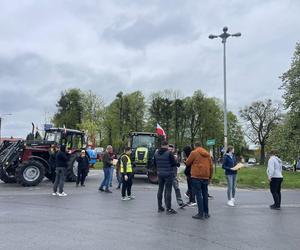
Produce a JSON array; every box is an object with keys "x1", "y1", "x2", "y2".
[{"x1": 206, "y1": 139, "x2": 216, "y2": 146}]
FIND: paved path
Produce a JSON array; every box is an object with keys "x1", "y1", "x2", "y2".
[{"x1": 1, "y1": 170, "x2": 300, "y2": 250}]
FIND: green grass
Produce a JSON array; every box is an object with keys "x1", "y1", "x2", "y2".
[
  {"x1": 179, "y1": 165, "x2": 300, "y2": 189},
  {"x1": 211, "y1": 165, "x2": 300, "y2": 189},
  {"x1": 93, "y1": 162, "x2": 103, "y2": 170}
]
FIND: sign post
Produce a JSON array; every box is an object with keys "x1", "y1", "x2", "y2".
[{"x1": 206, "y1": 139, "x2": 217, "y2": 174}]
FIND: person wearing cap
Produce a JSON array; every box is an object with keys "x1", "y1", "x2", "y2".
[
  {"x1": 154, "y1": 141, "x2": 178, "y2": 215},
  {"x1": 120, "y1": 147, "x2": 134, "y2": 201},
  {"x1": 76, "y1": 150, "x2": 89, "y2": 187},
  {"x1": 168, "y1": 144, "x2": 187, "y2": 208}
]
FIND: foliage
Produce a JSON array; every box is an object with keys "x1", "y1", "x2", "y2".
[
  {"x1": 52, "y1": 89, "x2": 83, "y2": 129},
  {"x1": 240, "y1": 99, "x2": 281, "y2": 164}
]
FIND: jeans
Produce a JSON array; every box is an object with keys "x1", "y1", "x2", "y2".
[
  {"x1": 167, "y1": 177, "x2": 183, "y2": 205},
  {"x1": 53, "y1": 167, "x2": 65, "y2": 193},
  {"x1": 121, "y1": 173, "x2": 133, "y2": 197},
  {"x1": 192, "y1": 178, "x2": 209, "y2": 216},
  {"x1": 226, "y1": 174, "x2": 237, "y2": 200},
  {"x1": 116, "y1": 171, "x2": 122, "y2": 188},
  {"x1": 109, "y1": 166, "x2": 114, "y2": 186},
  {"x1": 76, "y1": 167, "x2": 87, "y2": 186},
  {"x1": 100, "y1": 167, "x2": 111, "y2": 190},
  {"x1": 157, "y1": 175, "x2": 173, "y2": 210},
  {"x1": 270, "y1": 178, "x2": 283, "y2": 207}
]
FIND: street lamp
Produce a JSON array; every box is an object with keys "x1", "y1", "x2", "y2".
[
  {"x1": 0, "y1": 113, "x2": 12, "y2": 142},
  {"x1": 209, "y1": 26, "x2": 241, "y2": 152}
]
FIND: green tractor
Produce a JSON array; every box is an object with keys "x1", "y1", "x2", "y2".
[{"x1": 128, "y1": 132, "x2": 159, "y2": 184}]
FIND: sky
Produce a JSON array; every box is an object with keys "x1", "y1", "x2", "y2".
[{"x1": 0, "y1": 0, "x2": 299, "y2": 138}]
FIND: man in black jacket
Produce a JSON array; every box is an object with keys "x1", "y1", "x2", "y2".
[
  {"x1": 53, "y1": 145, "x2": 69, "y2": 197},
  {"x1": 76, "y1": 150, "x2": 89, "y2": 187},
  {"x1": 154, "y1": 141, "x2": 177, "y2": 214}
]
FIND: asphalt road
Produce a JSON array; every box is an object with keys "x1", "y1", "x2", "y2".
[{"x1": 1, "y1": 170, "x2": 300, "y2": 250}]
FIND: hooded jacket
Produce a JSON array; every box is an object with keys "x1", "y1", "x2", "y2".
[
  {"x1": 222, "y1": 153, "x2": 237, "y2": 175},
  {"x1": 186, "y1": 147, "x2": 213, "y2": 180},
  {"x1": 154, "y1": 148, "x2": 177, "y2": 177}
]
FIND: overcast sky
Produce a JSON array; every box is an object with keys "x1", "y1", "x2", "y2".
[{"x1": 0, "y1": 0, "x2": 299, "y2": 138}]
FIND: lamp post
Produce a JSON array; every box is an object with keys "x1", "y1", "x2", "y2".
[
  {"x1": 209, "y1": 27, "x2": 241, "y2": 152},
  {"x1": 0, "y1": 113, "x2": 12, "y2": 142}
]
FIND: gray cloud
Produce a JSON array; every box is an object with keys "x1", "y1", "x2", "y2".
[{"x1": 0, "y1": 0, "x2": 299, "y2": 138}]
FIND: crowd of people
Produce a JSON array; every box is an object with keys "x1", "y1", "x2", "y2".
[{"x1": 48, "y1": 141, "x2": 284, "y2": 218}]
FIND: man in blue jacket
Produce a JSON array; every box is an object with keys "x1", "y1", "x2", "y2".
[{"x1": 154, "y1": 141, "x2": 177, "y2": 214}]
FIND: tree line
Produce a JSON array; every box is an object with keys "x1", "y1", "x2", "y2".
[{"x1": 52, "y1": 42, "x2": 300, "y2": 164}]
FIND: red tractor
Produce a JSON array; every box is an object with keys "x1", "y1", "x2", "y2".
[{"x1": 0, "y1": 127, "x2": 86, "y2": 186}]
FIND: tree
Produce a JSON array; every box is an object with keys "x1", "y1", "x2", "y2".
[
  {"x1": 240, "y1": 99, "x2": 281, "y2": 164},
  {"x1": 79, "y1": 90, "x2": 104, "y2": 146},
  {"x1": 52, "y1": 89, "x2": 83, "y2": 129},
  {"x1": 280, "y1": 42, "x2": 300, "y2": 159}
]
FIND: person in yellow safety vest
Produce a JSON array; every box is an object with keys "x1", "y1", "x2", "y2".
[{"x1": 120, "y1": 147, "x2": 135, "y2": 201}]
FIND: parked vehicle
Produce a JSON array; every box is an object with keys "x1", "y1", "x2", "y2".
[
  {"x1": 247, "y1": 158, "x2": 257, "y2": 165},
  {"x1": 0, "y1": 126, "x2": 86, "y2": 186},
  {"x1": 282, "y1": 161, "x2": 293, "y2": 171}
]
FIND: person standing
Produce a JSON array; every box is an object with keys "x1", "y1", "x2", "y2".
[
  {"x1": 76, "y1": 150, "x2": 89, "y2": 187},
  {"x1": 49, "y1": 144, "x2": 58, "y2": 184},
  {"x1": 154, "y1": 141, "x2": 177, "y2": 214},
  {"x1": 183, "y1": 145, "x2": 196, "y2": 206},
  {"x1": 120, "y1": 147, "x2": 135, "y2": 201},
  {"x1": 267, "y1": 150, "x2": 283, "y2": 210},
  {"x1": 168, "y1": 144, "x2": 186, "y2": 208},
  {"x1": 222, "y1": 146, "x2": 237, "y2": 207},
  {"x1": 98, "y1": 145, "x2": 113, "y2": 193},
  {"x1": 109, "y1": 151, "x2": 117, "y2": 187},
  {"x1": 186, "y1": 142, "x2": 213, "y2": 219},
  {"x1": 52, "y1": 145, "x2": 69, "y2": 197}
]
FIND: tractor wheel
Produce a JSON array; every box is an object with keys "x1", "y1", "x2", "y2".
[
  {"x1": 66, "y1": 153, "x2": 79, "y2": 182},
  {"x1": 0, "y1": 167, "x2": 17, "y2": 183},
  {"x1": 16, "y1": 160, "x2": 45, "y2": 186},
  {"x1": 148, "y1": 172, "x2": 158, "y2": 184}
]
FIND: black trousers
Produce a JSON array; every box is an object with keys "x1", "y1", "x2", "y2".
[
  {"x1": 186, "y1": 175, "x2": 196, "y2": 203},
  {"x1": 77, "y1": 167, "x2": 87, "y2": 185},
  {"x1": 270, "y1": 178, "x2": 283, "y2": 208},
  {"x1": 121, "y1": 173, "x2": 133, "y2": 197},
  {"x1": 157, "y1": 175, "x2": 173, "y2": 210}
]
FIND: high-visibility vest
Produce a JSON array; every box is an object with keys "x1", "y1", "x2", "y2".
[{"x1": 120, "y1": 154, "x2": 133, "y2": 173}]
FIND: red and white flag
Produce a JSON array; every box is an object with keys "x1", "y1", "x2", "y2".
[{"x1": 156, "y1": 123, "x2": 166, "y2": 138}]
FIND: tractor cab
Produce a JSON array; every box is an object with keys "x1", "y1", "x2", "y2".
[{"x1": 44, "y1": 128, "x2": 86, "y2": 151}]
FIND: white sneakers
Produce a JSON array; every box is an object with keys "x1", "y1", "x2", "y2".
[
  {"x1": 227, "y1": 198, "x2": 235, "y2": 207},
  {"x1": 121, "y1": 195, "x2": 136, "y2": 201},
  {"x1": 57, "y1": 192, "x2": 68, "y2": 197},
  {"x1": 121, "y1": 196, "x2": 130, "y2": 201}
]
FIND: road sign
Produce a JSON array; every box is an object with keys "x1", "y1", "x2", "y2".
[{"x1": 206, "y1": 139, "x2": 216, "y2": 146}]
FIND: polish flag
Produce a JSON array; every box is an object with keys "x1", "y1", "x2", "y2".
[
  {"x1": 156, "y1": 123, "x2": 166, "y2": 138},
  {"x1": 63, "y1": 124, "x2": 67, "y2": 134}
]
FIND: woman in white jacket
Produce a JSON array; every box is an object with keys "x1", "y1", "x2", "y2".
[{"x1": 267, "y1": 150, "x2": 283, "y2": 210}]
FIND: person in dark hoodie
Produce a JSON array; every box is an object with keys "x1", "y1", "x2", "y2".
[
  {"x1": 76, "y1": 150, "x2": 89, "y2": 187},
  {"x1": 53, "y1": 145, "x2": 69, "y2": 197},
  {"x1": 49, "y1": 144, "x2": 58, "y2": 184},
  {"x1": 168, "y1": 144, "x2": 187, "y2": 208},
  {"x1": 154, "y1": 140, "x2": 177, "y2": 215},
  {"x1": 183, "y1": 145, "x2": 196, "y2": 206},
  {"x1": 222, "y1": 146, "x2": 237, "y2": 207}
]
